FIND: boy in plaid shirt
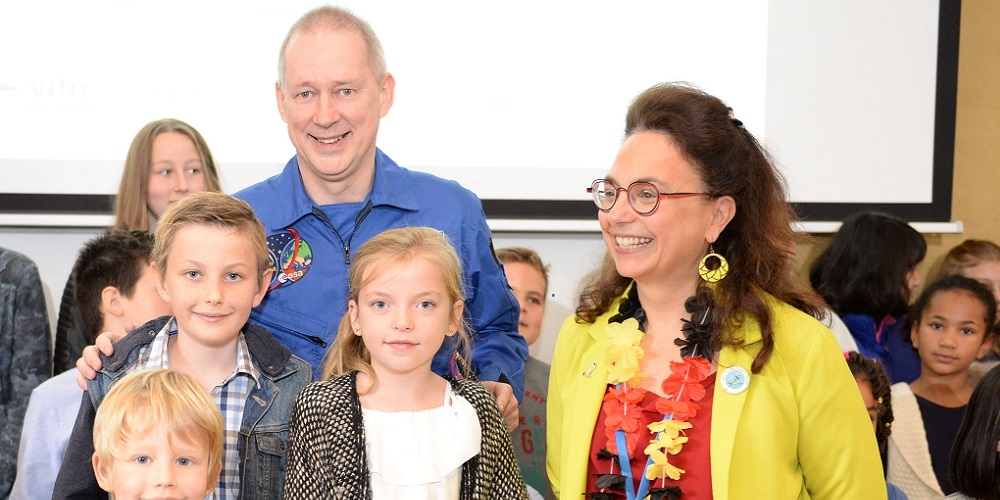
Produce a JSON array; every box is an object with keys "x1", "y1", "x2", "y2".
[{"x1": 54, "y1": 192, "x2": 312, "y2": 499}]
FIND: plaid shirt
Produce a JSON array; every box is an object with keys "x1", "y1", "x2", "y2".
[{"x1": 137, "y1": 319, "x2": 258, "y2": 499}]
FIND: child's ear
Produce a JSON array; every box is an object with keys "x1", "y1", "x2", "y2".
[
  {"x1": 253, "y1": 269, "x2": 273, "y2": 307},
  {"x1": 92, "y1": 453, "x2": 113, "y2": 493},
  {"x1": 910, "y1": 321, "x2": 920, "y2": 349},
  {"x1": 977, "y1": 335, "x2": 995, "y2": 361},
  {"x1": 101, "y1": 286, "x2": 125, "y2": 319},
  {"x1": 348, "y1": 300, "x2": 360, "y2": 333},
  {"x1": 448, "y1": 300, "x2": 465, "y2": 336},
  {"x1": 150, "y1": 262, "x2": 171, "y2": 304}
]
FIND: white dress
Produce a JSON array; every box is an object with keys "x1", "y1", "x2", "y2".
[{"x1": 362, "y1": 382, "x2": 482, "y2": 499}]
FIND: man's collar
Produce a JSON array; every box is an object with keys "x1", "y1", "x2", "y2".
[
  {"x1": 268, "y1": 148, "x2": 423, "y2": 229},
  {"x1": 265, "y1": 156, "x2": 323, "y2": 229},
  {"x1": 368, "y1": 148, "x2": 419, "y2": 212}
]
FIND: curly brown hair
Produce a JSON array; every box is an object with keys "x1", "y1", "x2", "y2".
[
  {"x1": 576, "y1": 82, "x2": 819, "y2": 372},
  {"x1": 846, "y1": 351, "x2": 894, "y2": 455}
]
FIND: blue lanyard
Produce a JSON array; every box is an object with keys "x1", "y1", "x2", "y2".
[
  {"x1": 611, "y1": 380, "x2": 674, "y2": 500},
  {"x1": 615, "y1": 428, "x2": 654, "y2": 500}
]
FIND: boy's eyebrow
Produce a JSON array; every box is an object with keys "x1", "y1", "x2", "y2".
[{"x1": 172, "y1": 257, "x2": 252, "y2": 269}]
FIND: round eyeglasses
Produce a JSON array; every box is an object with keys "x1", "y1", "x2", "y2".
[{"x1": 587, "y1": 179, "x2": 709, "y2": 215}]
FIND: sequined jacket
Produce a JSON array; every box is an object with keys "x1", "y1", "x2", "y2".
[{"x1": 283, "y1": 371, "x2": 528, "y2": 499}]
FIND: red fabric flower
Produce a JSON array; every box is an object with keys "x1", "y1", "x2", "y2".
[
  {"x1": 654, "y1": 399, "x2": 701, "y2": 421},
  {"x1": 661, "y1": 356, "x2": 711, "y2": 402},
  {"x1": 603, "y1": 385, "x2": 648, "y2": 454}
]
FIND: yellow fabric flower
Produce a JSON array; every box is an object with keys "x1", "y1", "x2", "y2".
[
  {"x1": 645, "y1": 449, "x2": 686, "y2": 481},
  {"x1": 605, "y1": 318, "x2": 645, "y2": 385},
  {"x1": 644, "y1": 429, "x2": 689, "y2": 455},
  {"x1": 607, "y1": 318, "x2": 645, "y2": 345},
  {"x1": 648, "y1": 419, "x2": 692, "y2": 439}
]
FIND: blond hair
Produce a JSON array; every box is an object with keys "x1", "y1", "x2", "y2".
[
  {"x1": 92, "y1": 369, "x2": 223, "y2": 487},
  {"x1": 277, "y1": 5, "x2": 387, "y2": 90},
  {"x1": 151, "y1": 192, "x2": 270, "y2": 286},
  {"x1": 938, "y1": 239, "x2": 1000, "y2": 279},
  {"x1": 114, "y1": 118, "x2": 221, "y2": 231},
  {"x1": 496, "y1": 246, "x2": 550, "y2": 296},
  {"x1": 322, "y1": 227, "x2": 470, "y2": 389}
]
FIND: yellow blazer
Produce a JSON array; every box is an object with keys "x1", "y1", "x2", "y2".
[{"x1": 547, "y1": 291, "x2": 886, "y2": 499}]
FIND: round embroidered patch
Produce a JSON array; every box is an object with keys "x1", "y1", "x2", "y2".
[{"x1": 267, "y1": 228, "x2": 313, "y2": 290}]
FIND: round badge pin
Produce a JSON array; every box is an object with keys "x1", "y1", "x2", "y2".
[{"x1": 721, "y1": 366, "x2": 750, "y2": 395}]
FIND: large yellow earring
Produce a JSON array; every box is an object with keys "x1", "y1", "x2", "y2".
[{"x1": 698, "y1": 246, "x2": 729, "y2": 283}]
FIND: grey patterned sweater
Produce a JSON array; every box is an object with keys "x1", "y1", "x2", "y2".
[
  {"x1": 0, "y1": 247, "x2": 52, "y2": 496},
  {"x1": 283, "y1": 371, "x2": 528, "y2": 499}
]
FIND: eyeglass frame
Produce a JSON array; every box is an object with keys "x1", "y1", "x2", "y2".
[{"x1": 587, "y1": 179, "x2": 712, "y2": 215}]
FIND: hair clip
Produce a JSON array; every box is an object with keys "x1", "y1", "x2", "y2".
[
  {"x1": 877, "y1": 397, "x2": 883, "y2": 405},
  {"x1": 728, "y1": 108, "x2": 743, "y2": 128}
]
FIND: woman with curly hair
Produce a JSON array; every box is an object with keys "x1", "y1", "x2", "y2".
[{"x1": 547, "y1": 82, "x2": 885, "y2": 499}]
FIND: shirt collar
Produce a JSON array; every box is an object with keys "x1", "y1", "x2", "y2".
[
  {"x1": 270, "y1": 148, "x2": 420, "y2": 228},
  {"x1": 368, "y1": 148, "x2": 420, "y2": 212},
  {"x1": 233, "y1": 333, "x2": 259, "y2": 387},
  {"x1": 141, "y1": 318, "x2": 259, "y2": 387}
]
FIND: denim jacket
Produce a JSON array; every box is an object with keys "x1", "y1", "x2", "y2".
[{"x1": 52, "y1": 315, "x2": 312, "y2": 499}]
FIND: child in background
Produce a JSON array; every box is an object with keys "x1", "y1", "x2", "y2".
[
  {"x1": 53, "y1": 192, "x2": 312, "y2": 499},
  {"x1": 284, "y1": 227, "x2": 526, "y2": 499},
  {"x1": 888, "y1": 275, "x2": 997, "y2": 498},
  {"x1": 938, "y1": 239, "x2": 1000, "y2": 383},
  {"x1": 497, "y1": 247, "x2": 553, "y2": 500},
  {"x1": 846, "y1": 351, "x2": 908, "y2": 499},
  {"x1": 810, "y1": 211, "x2": 926, "y2": 383},
  {"x1": 54, "y1": 118, "x2": 222, "y2": 374},
  {"x1": 92, "y1": 369, "x2": 224, "y2": 499},
  {"x1": 947, "y1": 364, "x2": 1000, "y2": 500},
  {"x1": 13, "y1": 230, "x2": 170, "y2": 499}
]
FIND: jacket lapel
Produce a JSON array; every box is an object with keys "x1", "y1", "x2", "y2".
[
  {"x1": 563, "y1": 318, "x2": 615, "y2": 493},
  {"x1": 710, "y1": 322, "x2": 761, "y2": 499}
]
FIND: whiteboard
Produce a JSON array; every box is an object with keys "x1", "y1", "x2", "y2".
[{"x1": 0, "y1": 0, "x2": 955, "y2": 226}]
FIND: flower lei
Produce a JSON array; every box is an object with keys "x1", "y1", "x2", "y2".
[{"x1": 590, "y1": 285, "x2": 716, "y2": 500}]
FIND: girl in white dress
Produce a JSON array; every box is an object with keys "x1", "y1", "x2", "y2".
[{"x1": 283, "y1": 227, "x2": 527, "y2": 499}]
